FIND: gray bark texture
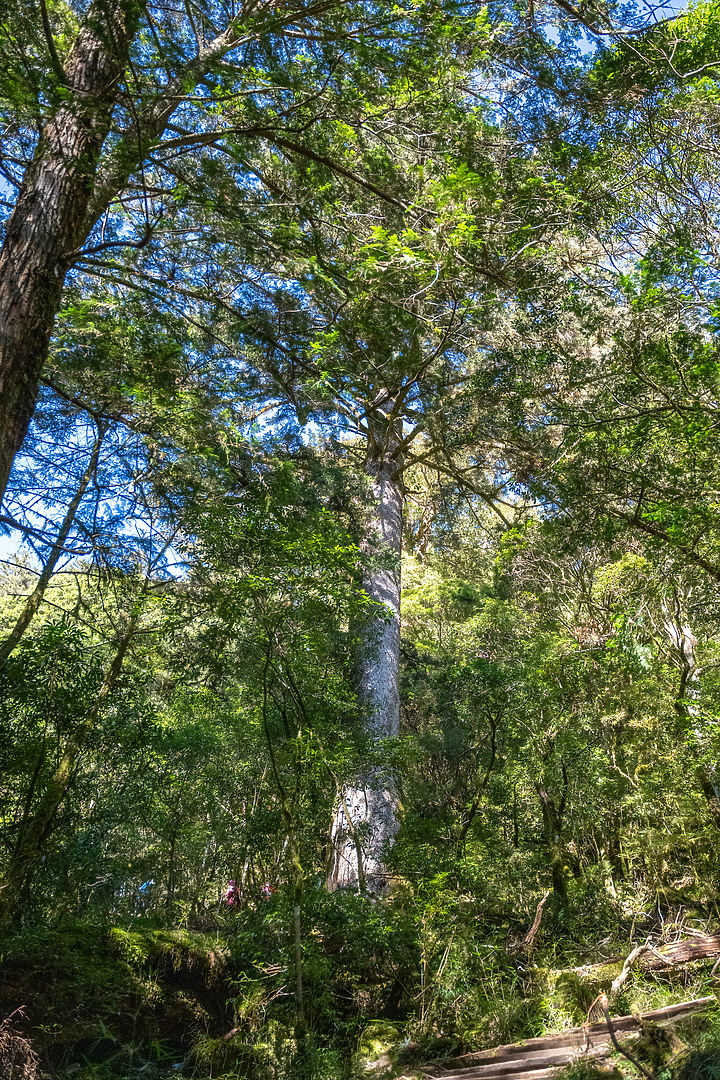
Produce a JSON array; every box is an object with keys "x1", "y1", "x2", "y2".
[
  {"x1": 328, "y1": 432, "x2": 403, "y2": 892},
  {"x1": 0, "y1": 2, "x2": 256, "y2": 503},
  {"x1": 665, "y1": 604, "x2": 720, "y2": 831},
  {"x1": 0, "y1": 1, "x2": 138, "y2": 503}
]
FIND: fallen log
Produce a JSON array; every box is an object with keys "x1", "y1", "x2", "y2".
[
  {"x1": 642, "y1": 935, "x2": 720, "y2": 970},
  {"x1": 611, "y1": 944, "x2": 672, "y2": 992},
  {"x1": 611, "y1": 936, "x2": 720, "y2": 991},
  {"x1": 564, "y1": 935, "x2": 720, "y2": 986},
  {"x1": 402, "y1": 997, "x2": 716, "y2": 1080}
]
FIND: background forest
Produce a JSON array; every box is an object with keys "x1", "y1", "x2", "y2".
[{"x1": 6, "y1": 0, "x2": 720, "y2": 1078}]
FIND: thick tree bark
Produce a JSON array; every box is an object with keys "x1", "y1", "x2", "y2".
[
  {"x1": 0, "y1": 3, "x2": 138, "y2": 503},
  {"x1": 0, "y1": 2, "x2": 362, "y2": 503},
  {"x1": 328, "y1": 430, "x2": 403, "y2": 892},
  {"x1": 0, "y1": 606, "x2": 140, "y2": 924},
  {"x1": 355, "y1": 447, "x2": 402, "y2": 741}
]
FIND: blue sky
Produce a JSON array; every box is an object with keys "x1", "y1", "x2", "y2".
[{"x1": 0, "y1": 0, "x2": 693, "y2": 573}]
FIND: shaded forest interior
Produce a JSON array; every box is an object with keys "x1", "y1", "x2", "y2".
[{"x1": 7, "y1": 0, "x2": 720, "y2": 1077}]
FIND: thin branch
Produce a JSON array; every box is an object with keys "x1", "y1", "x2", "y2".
[
  {"x1": 599, "y1": 994, "x2": 654, "y2": 1079},
  {"x1": 39, "y1": 0, "x2": 67, "y2": 85}
]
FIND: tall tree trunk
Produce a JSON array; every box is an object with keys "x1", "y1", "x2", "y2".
[
  {"x1": 665, "y1": 607, "x2": 720, "y2": 832},
  {"x1": 0, "y1": 2, "x2": 137, "y2": 502},
  {"x1": 535, "y1": 763, "x2": 574, "y2": 901},
  {"x1": 0, "y1": 605, "x2": 141, "y2": 924},
  {"x1": 259, "y1": 647, "x2": 305, "y2": 1020},
  {"x1": 605, "y1": 812, "x2": 625, "y2": 881},
  {"x1": 328, "y1": 428, "x2": 403, "y2": 892},
  {"x1": 0, "y1": 423, "x2": 106, "y2": 667},
  {"x1": 536, "y1": 783, "x2": 567, "y2": 901}
]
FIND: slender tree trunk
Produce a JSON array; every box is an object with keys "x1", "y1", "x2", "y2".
[
  {"x1": 0, "y1": 424, "x2": 106, "y2": 667},
  {"x1": 535, "y1": 769, "x2": 571, "y2": 901},
  {"x1": 512, "y1": 784, "x2": 520, "y2": 849},
  {"x1": 166, "y1": 810, "x2": 180, "y2": 909},
  {"x1": 0, "y1": 2, "x2": 137, "y2": 502},
  {"x1": 328, "y1": 426, "x2": 403, "y2": 892},
  {"x1": 456, "y1": 714, "x2": 498, "y2": 854},
  {"x1": 259, "y1": 651, "x2": 305, "y2": 1021},
  {"x1": 605, "y1": 813, "x2": 625, "y2": 881},
  {"x1": 292, "y1": 852, "x2": 304, "y2": 1026},
  {"x1": 0, "y1": 606, "x2": 141, "y2": 924}
]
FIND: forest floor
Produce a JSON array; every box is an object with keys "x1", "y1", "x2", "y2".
[{"x1": 4, "y1": 900, "x2": 720, "y2": 1080}]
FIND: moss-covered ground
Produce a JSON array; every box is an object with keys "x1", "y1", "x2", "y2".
[{"x1": 3, "y1": 892, "x2": 720, "y2": 1080}]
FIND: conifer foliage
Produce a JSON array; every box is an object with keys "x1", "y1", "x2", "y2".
[{"x1": 5, "y1": 0, "x2": 720, "y2": 1077}]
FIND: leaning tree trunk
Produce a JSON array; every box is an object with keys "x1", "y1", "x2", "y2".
[
  {"x1": 327, "y1": 434, "x2": 403, "y2": 892},
  {"x1": 0, "y1": 423, "x2": 106, "y2": 668},
  {"x1": 0, "y1": 1, "x2": 137, "y2": 503}
]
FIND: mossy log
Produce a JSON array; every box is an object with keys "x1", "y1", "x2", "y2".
[
  {"x1": 640, "y1": 935, "x2": 720, "y2": 970},
  {"x1": 558, "y1": 934, "x2": 720, "y2": 985},
  {"x1": 397, "y1": 998, "x2": 715, "y2": 1080}
]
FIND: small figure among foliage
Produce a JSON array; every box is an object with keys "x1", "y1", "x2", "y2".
[{"x1": 224, "y1": 880, "x2": 240, "y2": 909}]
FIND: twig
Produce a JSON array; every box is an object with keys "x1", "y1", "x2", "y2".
[
  {"x1": 611, "y1": 942, "x2": 674, "y2": 992},
  {"x1": 600, "y1": 994, "x2": 654, "y2": 1080},
  {"x1": 523, "y1": 890, "x2": 551, "y2": 949},
  {"x1": 611, "y1": 944, "x2": 651, "y2": 993}
]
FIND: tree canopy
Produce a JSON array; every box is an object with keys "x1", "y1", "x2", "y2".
[{"x1": 7, "y1": 1, "x2": 720, "y2": 1078}]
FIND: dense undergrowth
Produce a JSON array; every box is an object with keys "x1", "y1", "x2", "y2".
[
  {"x1": 5, "y1": 520, "x2": 720, "y2": 1079},
  {"x1": 4, "y1": 881, "x2": 720, "y2": 1080}
]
